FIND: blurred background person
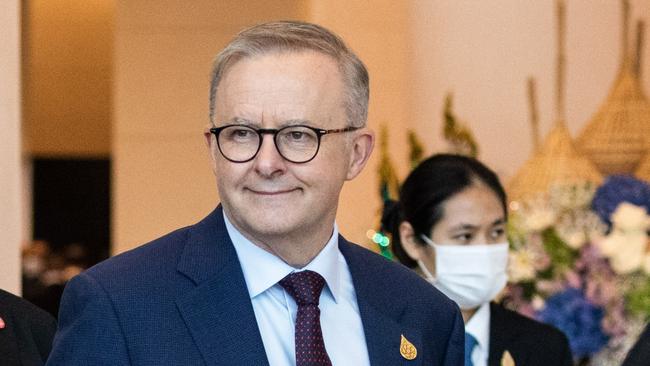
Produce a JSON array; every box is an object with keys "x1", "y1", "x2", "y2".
[
  {"x1": 382, "y1": 154, "x2": 572, "y2": 366},
  {"x1": 0, "y1": 288, "x2": 56, "y2": 365},
  {"x1": 21, "y1": 241, "x2": 89, "y2": 318}
]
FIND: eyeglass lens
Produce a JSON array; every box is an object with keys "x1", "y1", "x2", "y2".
[{"x1": 217, "y1": 125, "x2": 320, "y2": 163}]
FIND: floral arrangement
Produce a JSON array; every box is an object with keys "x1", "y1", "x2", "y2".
[{"x1": 505, "y1": 175, "x2": 650, "y2": 363}]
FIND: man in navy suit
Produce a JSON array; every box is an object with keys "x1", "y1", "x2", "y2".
[{"x1": 47, "y1": 21, "x2": 464, "y2": 365}]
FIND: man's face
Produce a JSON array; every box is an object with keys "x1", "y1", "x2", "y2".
[{"x1": 206, "y1": 51, "x2": 372, "y2": 245}]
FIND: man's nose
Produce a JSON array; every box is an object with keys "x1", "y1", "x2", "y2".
[{"x1": 253, "y1": 134, "x2": 287, "y2": 177}]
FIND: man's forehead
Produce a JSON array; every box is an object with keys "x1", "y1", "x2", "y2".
[
  {"x1": 218, "y1": 117, "x2": 314, "y2": 128},
  {"x1": 219, "y1": 50, "x2": 340, "y2": 82}
]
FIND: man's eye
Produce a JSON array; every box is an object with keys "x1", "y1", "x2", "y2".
[
  {"x1": 234, "y1": 129, "x2": 252, "y2": 137},
  {"x1": 282, "y1": 129, "x2": 315, "y2": 143},
  {"x1": 226, "y1": 128, "x2": 255, "y2": 141},
  {"x1": 290, "y1": 131, "x2": 305, "y2": 140}
]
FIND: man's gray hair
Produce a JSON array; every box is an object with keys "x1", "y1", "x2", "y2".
[{"x1": 209, "y1": 20, "x2": 369, "y2": 127}]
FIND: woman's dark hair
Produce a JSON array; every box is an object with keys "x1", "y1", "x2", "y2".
[{"x1": 381, "y1": 154, "x2": 507, "y2": 268}]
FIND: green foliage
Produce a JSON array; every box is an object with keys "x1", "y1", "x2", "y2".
[
  {"x1": 407, "y1": 130, "x2": 424, "y2": 169},
  {"x1": 626, "y1": 275, "x2": 650, "y2": 320},
  {"x1": 443, "y1": 93, "x2": 479, "y2": 158},
  {"x1": 541, "y1": 228, "x2": 578, "y2": 273},
  {"x1": 377, "y1": 124, "x2": 400, "y2": 201}
]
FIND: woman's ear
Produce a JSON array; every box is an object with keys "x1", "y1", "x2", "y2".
[{"x1": 399, "y1": 221, "x2": 426, "y2": 261}]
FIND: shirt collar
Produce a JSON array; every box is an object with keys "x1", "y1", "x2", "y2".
[
  {"x1": 465, "y1": 302, "x2": 491, "y2": 358},
  {"x1": 223, "y1": 212, "x2": 342, "y2": 303}
]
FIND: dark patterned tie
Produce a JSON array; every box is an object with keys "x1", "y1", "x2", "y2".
[{"x1": 279, "y1": 270, "x2": 332, "y2": 366}]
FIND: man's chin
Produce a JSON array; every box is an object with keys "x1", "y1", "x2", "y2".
[{"x1": 241, "y1": 219, "x2": 299, "y2": 241}]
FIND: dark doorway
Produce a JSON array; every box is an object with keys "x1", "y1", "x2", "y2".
[{"x1": 25, "y1": 158, "x2": 111, "y2": 317}]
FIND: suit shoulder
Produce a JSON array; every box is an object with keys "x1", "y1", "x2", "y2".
[
  {"x1": 492, "y1": 303, "x2": 569, "y2": 345},
  {"x1": 83, "y1": 225, "x2": 191, "y2": 284},
  {"x1": 341, "y1": 240, "x2": 457, "y2": 310},
  {"x1": 0, "y1": 289, "x2": 56, "y2": 328},
  {"x1": 0, "y1": 288, "x2": 57, "y2": 349}
]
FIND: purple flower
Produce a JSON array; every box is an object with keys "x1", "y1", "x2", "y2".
[
  {"x1": 591, "y1": 175, "x2": 650, "y2": 227},
  {"x1": 536, "y1": 288, "x2": 609, "y2": 358},
  {"x1": 503, "y1": 284, "x2": 537, "y2": 318}
]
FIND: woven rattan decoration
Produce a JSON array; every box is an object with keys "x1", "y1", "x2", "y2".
[
  {"x1": 576, "y1": 0, "x2": 650, "y2": 175},
  {"x1": 508, "y1": 0, "x2": 602, "y2": 203}
]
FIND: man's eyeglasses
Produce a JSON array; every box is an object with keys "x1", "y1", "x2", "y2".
[{"x1": 209, "y1": 124, "x2": 361, "y2": 163}]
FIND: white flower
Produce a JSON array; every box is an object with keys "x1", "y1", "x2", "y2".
[
  {"x1": 532, "y1": 295, "x2": 546, "y2": 310},
  {"x1": 643, "y1": 240, "x2": 650, "y2": 275},
  {"x1": 522, "y1": 207, "x2": 557, "y2": 232},
  {"x1": 562, "y1": 230, "x2": 587, "y2": 249},
  {"x1": 599, "y1": 232, "x2": 647, "y2": 274},
  {"x1": 554, "y1": 209, "x2": 604, "y2": 249},
  {"x1": 508, "y1": 249, "x2": 537, "y2": 282},
  {"x1": 596, "y1": 203, "x2": 650, "y2": 275},
  {"x1": 549, "y1": 182, "x2": 595, "y2": 210},
  {"x1": 611, "y1": 202, "x2": 650, "y2": 233}
]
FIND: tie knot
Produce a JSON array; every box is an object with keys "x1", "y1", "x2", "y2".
[{"x1": 279, "y1": 270, "x2": 326, "y2": 306}]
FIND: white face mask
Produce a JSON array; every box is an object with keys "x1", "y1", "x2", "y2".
[{"x1": 418, "y1": 235, "x2": 509, "y2": 310}]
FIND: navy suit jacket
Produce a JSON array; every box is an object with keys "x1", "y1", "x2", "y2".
[
  {"x1": 47, "y1": 207, "x2": 464, "y2": 365},
  {"x1": 487, "y1": 303, "x2": 572, "y2": 366}
]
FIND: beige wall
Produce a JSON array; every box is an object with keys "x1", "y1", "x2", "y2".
[
  {"x1": 409, "y1": 0, "x2": 650, "y2": 180},
  {"x1": 310, "y1": 1, "x2": 415, "y2": 247},
  {"x1": 112, "y1": 1, "x2": 650, "y2": 254},
  {"x1": 23, "y1": 0, "x2": 113, "y2": 156},
  {"x1": 0, "y1": 0, "x2": 22, "y2": 294},
  {"x1": 112, "y1": 0, "x2": 310, "y2": 253}
]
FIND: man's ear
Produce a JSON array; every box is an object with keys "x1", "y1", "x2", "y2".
[
  {"x1": 345, "y1": 128, "x2": 375, "y2": 180},
  {"x1": 399, "y1": 221, "x2": 426, "y2": 261},
  {"x1": 204, "y1": 125, "x2": 218, "y2": 166},
  {"x1": 203, "y1": 124, "x2": 214, "y2": 148}
]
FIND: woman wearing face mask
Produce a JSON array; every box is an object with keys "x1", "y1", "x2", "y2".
[{"x1": 382, "y1": 154, "x2": 572, "y2": 366}]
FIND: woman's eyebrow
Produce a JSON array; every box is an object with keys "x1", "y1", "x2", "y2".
[
  {"x1": 449, "y1": 223, "x2": 478, "y2": 231},
  {"x1": 491, "y1": 218, "x2": 506, "y2": 226}
]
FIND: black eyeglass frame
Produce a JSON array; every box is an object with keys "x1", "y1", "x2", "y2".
[{"x1": 209, "y1": 124, "x2": 361, "y2": 163}]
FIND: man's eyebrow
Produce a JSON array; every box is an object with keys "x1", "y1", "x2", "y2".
[
  {"x1": 218, "y1": 118, "x2": 313, "y2": 128},
  {"x1": 279, "y1": 119, "x2": 312, "y2": 127},
  {"x1": 218, "y1": 117, "x2": 258, "y2": 126}
]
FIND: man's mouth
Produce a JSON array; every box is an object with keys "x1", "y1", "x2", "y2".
[{"x1": 246, "y1": 188, "x2": 300, "y2": 196}]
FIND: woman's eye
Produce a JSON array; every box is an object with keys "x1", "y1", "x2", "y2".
[
  {"x1": 491, "y1": 227, "x2": 506, "y2": 239},
  {"x1": 454, "y1": 233, "x2": 473, "y2": 243}
]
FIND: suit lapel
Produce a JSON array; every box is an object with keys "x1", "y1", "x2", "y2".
[
  {"x1": 175, "y1": 207, "x2": 269, "y2": 366},
  {"x1": 340, "y1": 238, "x2": 423, "y2": 366},
  {"x1": 488, "y1": 303, "x2": 525, "y2": 366}
]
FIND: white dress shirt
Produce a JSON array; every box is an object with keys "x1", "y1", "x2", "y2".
[
  {"x1": 224, "y1": 213, "x2": 371, "y2": 366},
  {"x1": 465, "y1": 302, "x2": 491, "y2": 366}
]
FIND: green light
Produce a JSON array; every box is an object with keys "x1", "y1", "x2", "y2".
[
  {"x1": 380, "y1": 237, "x2": 390, "y2": 247},
  {"x1": 372, "y1": 233, "x2": 382, "y2": 244}
]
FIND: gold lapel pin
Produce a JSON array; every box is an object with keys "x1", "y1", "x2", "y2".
[
  {"x1": 501, "y1": 350, "x2": 515, "y2": 366},
  {"x1": 400, "y1": 334, "x2": 417, "y2": 360}
]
